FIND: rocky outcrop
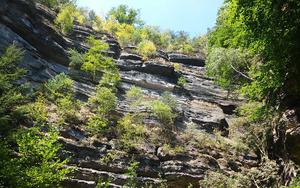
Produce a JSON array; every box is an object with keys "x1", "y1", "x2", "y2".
[
  {"x1": 168, "y1": 53, "x2": 205, "y2": 67},
  {"x1": 0, "y1": 0, "x2": 254, "y2": 187}
]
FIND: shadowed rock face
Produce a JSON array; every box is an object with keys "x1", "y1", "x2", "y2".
[{"x1": 0, "y1": 1, "x2": 257, "y2": 187}]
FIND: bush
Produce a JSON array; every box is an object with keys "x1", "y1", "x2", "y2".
[
  {"x1": 173, "y1": 63, "x2": 181, "y2": 71},
  {"x1": 149, "y1": 100, "x2": 175, "y2": 126},
  {"x1": 115, "y1": 23, "x2": 135, "y2": 47},
  {"x1": 55, "y1": 4, "x2": 85, "y2": 34},
  {"x1": 56, "y1": 96, "x2": 78, "y2": 122},
  {"x1": 180, "y1": 43, "x2": 194, "y2": 54},
  {"x1": 34, "y1": 0, "x2": 75, "y2": 9},
  {"x1": 81, "y1": 36, "x2": 115, "y2": 80},
  {"x1": 160, "y1": 91, "x2": 177, "y2": 110},
  {"x1": 88, "y1": 86, "x2": 117, "y2": 115},
  {"x1": 161, "y1": 144, "x2": 184, "y2": 156},
  {"x1": 117, "y1": 114, "x2": 146, "y2": 150},
  {"x1": 199, "y1": 171, "x2": 251, "y2": 188},
  {"x1": 137, "y1": 40, "x2": 156, "y2": 59},
  {"x1": 125, "y1": 161, "x2": 140, "y2": 188},
  {"x1": 99, "y1": 71, "x2": 121, "y2": 89},
  {"x1": 34, "y1": 0, "x2": 59, "y2": 8},
  {"x1": 43, "y1": 73, "x2": 74, "y2": 101},
  {"x1": 102, "y1": 16, "x2": 120, "y2": 35},
  {"x1": 0, "y1": 44, "x2": 26, "y2": 131},
  {"x1": 206, "y1": 48, "x2": 252, "y2": 90},
  {"x1": 68, "y1": 49, "x2": 84, "y2": 70},
  {"x1": 125, "y1": 86, "x2": 144, "y2": 107},
  {"x1": 192, "y1": 34, "x2": 208, "y2": 58},
  {"x1": 177, "y1": 76, "x2": 187, "y2": 87},
  {"x1": 24, "y1": 95, "x2": 48, "y2": 125},
  {"x1": 86, "y1": 115, "x2": 108, "y2": 133},
  {"x1": 0, "y1": 127, "x2": 71, "y2": 187}
]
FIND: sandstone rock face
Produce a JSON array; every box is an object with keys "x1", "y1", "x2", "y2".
[{"x1": 0, "y1": 1, "x2": 255, "y2": 187}]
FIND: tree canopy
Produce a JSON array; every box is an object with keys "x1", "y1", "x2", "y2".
[
  {"x1": 208, "y1": 0, "x2": 300, "y2": 107},
  {"x1": 107, "y1": 4, "x2": 143, "y2": 26}
]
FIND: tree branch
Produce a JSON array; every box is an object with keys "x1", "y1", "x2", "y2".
[{"x1": 230, "y1": 64, "x2": 253, "y2": 81}]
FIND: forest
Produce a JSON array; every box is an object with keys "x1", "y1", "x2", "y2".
[{"x1": 0, "y1": 0, "x2": 300, "y2": 187}]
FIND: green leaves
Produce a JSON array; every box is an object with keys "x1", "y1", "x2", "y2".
[
  {"x1": 137, "y1": 40, "x2": 156, "y2": 59},
  {"x1": 55, "y1": 4, "x2": 85, "y2": 34},
  {"x1": 89, "y1": 86, "x2": 117, "y2": 115},
  {"x1": 0, "y1": 45, "x2": 26, "y2": 132},
  {"x1": 68, "y1": 49, "x2": 85, "y2": 70},
  {"x1": 81, "y1": 36, "x2": 116, "y2": 81},
  {"x1": 149, "y1": 100, "x2": 176, "y2": 126},
  {"x1": 107, "y1": 5, "x2": 143, "y2": 26},
  {"x1": 209, "y1": 0, "x2": 300, "y2": 105},
  {"x1": 206, "y1": 47, "x2": 252, "y2": 90},
  {"x1": 13, "y1": 127, "x2": 70, "y2": 188},
  {"x1": 43, "y1": 73, "x2": 74, "y2": 101}
]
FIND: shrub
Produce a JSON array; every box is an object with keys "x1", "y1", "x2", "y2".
[
  {"x1": 288, "y1": 175, "x2": 300, "y2": 187},
  {"x1": 173, "y1": 63, "x2": 181, "y2": 71},
  {"x1": 199, "y1": 171, "x2": 251, "y2": 188},
  {"x1": 86, "y1": 115, "x2": 108, "y2": 133},
  {"x1": 43, "y1": 73, "x2": 74, "y2": 101},
  {"x1": 160, "y1": 91, "x2": 177, "y2": 110},
  {"x1": 34, "y1": 0, "x2": 59, "y2": 8},
  {"x1": 68, "y1": 49, "x2": 84, "y2": 70},
  {"x1": 88, "y1": 86, "x2": 117, "y2": 115},
  {"x1": 0, "y1": 44, "x2": 26, "y2": 131},
  {"x1": 56, "y1": 96, "x2": 78, "y2": 122},
  {"x1": 161, "y1": 144, "x2": 184, "y2": 155},
  {"x1": 137, "y1": 40, "x2": 156, "y2": 59},
  {"x1": 102, "y1": 16, "x2": 120, "y2": 35},
  {"x1": 117, "y1": 114, "x2": 146, "y2": 150},
  {"x1": 55, "y1": 4, "x2": 85, "y2": 34},
  {"x1": 96, "y1": 178, "x2": 111, "y2": 188},
  {"x1": 81, "y1": 36, "x2": 115, "y2": 80},
  {"x1": 206, "y1": 48, "x2": 252, "y2": 90},
  {"x1": 125, "y1": 86, "x2": 144, "y2": 107},
  {"x1": 177, "y1": 76, "x2": 187, "y2": 87},
  {"x1": 149, "y1": 100, "x2": 175, "y2": 126},
  {"x1": 34, "y1": 0, "x2": 75, "y2": 9},
  {"x1": 99, "y1": 71, "x2": 121, "y2": 89},
  {"x1": 125, "y1": 161, "x2": 140, "y2": 188},
  {"x1": 192, "y1": 34, "x2": 208, "y2": 58},
  {"x1": 0, "y1": 127, "x2": 71, "y2": 187},
  {"x1": 180, "y1": 43, "x2": 194, "y2": 54},
  {"x1": 115, "y1": 23, "x2": 135, "y2": 47},
  {"x1": 25, "y1": 95, "x2": 48, "y2": 125}
]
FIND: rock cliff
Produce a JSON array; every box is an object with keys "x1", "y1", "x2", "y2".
[{"x1": 0, "y1": 0, "x2": 261, "y2": 187}]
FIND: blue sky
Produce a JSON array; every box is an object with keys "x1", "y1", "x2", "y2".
[{"x1": 77, "y1": 0, "x2": 224, "y2": 37}]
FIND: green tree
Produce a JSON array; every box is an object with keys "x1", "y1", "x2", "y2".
[
  {"x1": 43, "y1": 73, "x2": 74, "y2": 101},
  {"x1": 68, "y1": 48, "x2": 85, "y2": 70},
  {"x1": 81, "y1": 36, "x2": 114, "y2": 81},
  {"x1": 137, "y1": 40, "x2": 157, "y2": 59},
  {"x1": 0, "y1": 45, "x2": 26, "y2": 132},
  {"x1": 206, "y1": 47, "x2": 252, "y2": 90},
  {"x1": 107, "y1": 5, "x2": 143, "y2": 26},
  {"x1": 55, "y1": 4, "x2": 85, "y2": 34},
  {"x1": 208, "y1": 0, "x2": 300, "y2": 105},
  {"x1": 0, "y1": 45, "x2": 71, "y2": 188},
  {"x1": 0, "y1": 128, "x2": 71, "y2": 188},
  {"x1": 89, "y1": 86, "x2": 117, "y2": 115}
]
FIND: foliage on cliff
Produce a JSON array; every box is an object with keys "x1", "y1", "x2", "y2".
[
  {"x1": 0, "y1": 45, "x2": 71, "y2": 187},
  {"x1": 206, "y1": 0, "x2": 300, "y2": 186}
]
